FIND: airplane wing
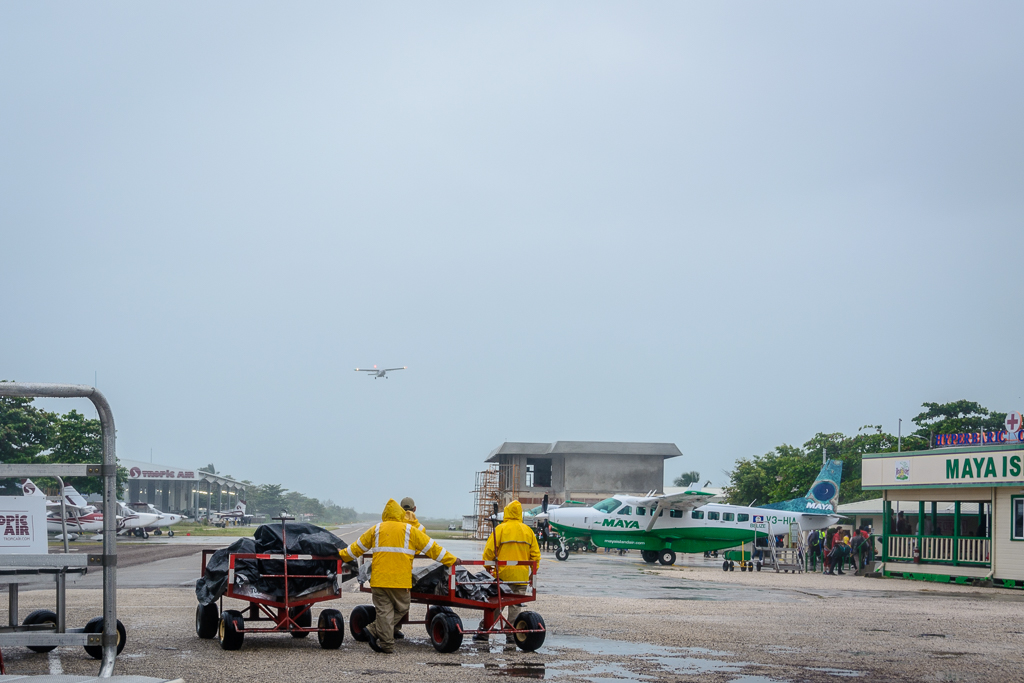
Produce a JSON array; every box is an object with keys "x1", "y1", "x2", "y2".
[
  {"x1": 636, "y1": 490, "x2": 717, "y2": 532},
  {"x1": 354, "y1": 368, "x2": 377, "y2": 372},
  {"x1": 384, "y1": 367, "x2": 407, "y2": 372}
]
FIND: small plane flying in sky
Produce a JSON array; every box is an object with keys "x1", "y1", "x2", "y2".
[
  {"x1": 546, "y1": 460, "x2": 843, "y2": 565},
  {"x1": 354, "y1": 365, "x2": 407, "y2": 379}
]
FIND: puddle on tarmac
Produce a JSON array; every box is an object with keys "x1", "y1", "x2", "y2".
[{"x1": 805, "y1": 667, "x2": 863, "y2": 677}]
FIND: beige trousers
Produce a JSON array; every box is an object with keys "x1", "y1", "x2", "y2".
[
  {"x1": 505, "y1": 583, "x2": 529, "y2": 625},
  {"x1": 368, "y1": 587, "x2": 411, "y2": 652}
]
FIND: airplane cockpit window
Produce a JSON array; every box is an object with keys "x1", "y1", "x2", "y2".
[
  {"x1": 617, "y1": 506, "x2": 632, "y2": 515},
  {"x1": 691, "y1": 510, "x2": 704, "y2": 519},
  {"x1": 722, "y1": 512, "x2": 735, "y2": 521},
  {"x1": 637, "y1": 507, "x2": 646, "y2": 516},
  {"x1": 526, "y1": 505, "x2": 544, "y2": 516},
  {"x1": 669, "y1": 509, "x2": 683, "y2": 518},
  {"x1": 737, "y1": 513, "x2": 749, "y2": 522},
  {"x1": 593, "y1": 498, "x2": 622, "y2": 514},
  {"x1": 707, "y1": 511, "x2": 720, "y2": 520}
]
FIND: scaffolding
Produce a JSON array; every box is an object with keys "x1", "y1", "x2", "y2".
[{"x1": 471, "y1": 462, "x2": 520, "y2": 540}]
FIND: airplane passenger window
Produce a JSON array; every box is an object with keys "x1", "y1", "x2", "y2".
[
  {"x1": 722, "y1": 513, "x2": 734, "y2": 521},
  {"x1": 593, "y1": 498, "x2": 622, "y2": 514},
  {"x1": 707, "y1": 511, "x2": 720, "y2": 520},
  {"x1": 669, "y1": 510, "x2": 682, "y2": 518},
  {"x1": 691, "y1": 510, "x2": 704, "y2": 519},
  {"x1": 637, "y1": 507, "x2": 646, "y2": 516},
  {"x1": 737, "y1": 514, "x2": 749, "y2": 522},
  {"x1": 617, "y1": 506, "x2": 632, "y2": 515}
]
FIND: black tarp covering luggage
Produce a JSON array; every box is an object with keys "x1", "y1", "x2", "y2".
[
  {"x1": 404, "y1": 562, "x2": 513, "y2": 600},
  {"x1": 196, "y1": 523, "x2": 350, "y2": 606}
]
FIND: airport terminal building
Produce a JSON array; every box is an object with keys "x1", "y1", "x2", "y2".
[
  {"x1": 122, "y1": 458, "x2": 247, "y2": 518},
  {"x1": 863, "y1": 431, "x2": 1024, "y2": 587}
]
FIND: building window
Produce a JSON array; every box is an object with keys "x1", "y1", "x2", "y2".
[
  {"x1": 737, "y1": 514, "x2": 749, "y2": 522},
  {"x1": 1013, "y1": 497, "x2": 1024, "y2": 541},
  {"x1": 617, "y1": 506, "x2": 632, "y2": 515},
  {"x1": 707, "y1": 511, "x2": 720, "y2": 521},
  {"x1": 526, "y1": 458, "x2": 552, "y2": 488},
  {"x1": 691, "y1": 510, "x2": 704, "y2": 519},
  {"x1": 637, "y1": 507, "x2": 646, "y2": 516},
  {"x1": 722, "y1": 513, "x2": 734, "y2": 521}
]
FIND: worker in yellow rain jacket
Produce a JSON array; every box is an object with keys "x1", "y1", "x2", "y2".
[
  {"x1": 401, "y1": 497, "x2": 425, "y2": 532},
  {"x1": 340, "y1": 499, "x2": 458, "y2": 653},
  {"x1": 481, "y1": 500, "x2": 541, "y2": 642}
]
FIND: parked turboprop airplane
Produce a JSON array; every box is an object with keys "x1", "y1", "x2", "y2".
[
  {"x1": 547, "y1": 460, "x2": 843, "y2": 565},
  {"x1": 126, "y1": 502, "x2": 185, "y2": 537},
  {"x1": 354, "y1": 365, "x2": 406, "y2": 379}
]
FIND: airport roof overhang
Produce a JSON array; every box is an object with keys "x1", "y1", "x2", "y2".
[{"x1": 486, "y1": 441, "x2": 682, "y2": 463}]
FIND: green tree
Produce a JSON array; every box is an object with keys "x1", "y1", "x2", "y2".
[
  {"x1": 198, "y1": 464, "x2": 218, "y2": 475},
  {"x1": 47, "y1": 410, "x2": 127, "y2": 496},
  {"x1": 0, "y1": 392, "x2": 56, "y2": 463},
  {"x1": 911, "y1": 400, "x2": 1006, "y2": 443},
  {"x1": 673, "y1": 471, "x2": 701, "y2": 487},
  {"x1": 248, "y1": 483, "x2": 288, "y2": 516}
]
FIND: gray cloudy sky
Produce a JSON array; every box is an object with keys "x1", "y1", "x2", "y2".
[{"x1": 2, "y1": 3, "x2": 1022, "y2": 517}]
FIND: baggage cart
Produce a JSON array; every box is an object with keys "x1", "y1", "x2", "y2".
[
  {"x1": 195, "y1": 516, "x2": 355, "y2": 650},
  {"x1": 351, "y1": 559, "x2": 546, "y2": 653}
]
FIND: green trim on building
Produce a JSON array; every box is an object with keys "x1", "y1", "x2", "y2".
[{"x1": 864, "y1": 442, "x2": 1024, "y2": 459}]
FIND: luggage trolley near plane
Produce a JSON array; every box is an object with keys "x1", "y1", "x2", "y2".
[
  {"x1": 350, "y1": 558, "x2": 546, "y2": 653},
  {"x1": 195, "y1": 516, "x2": 355, "y2": 650}
]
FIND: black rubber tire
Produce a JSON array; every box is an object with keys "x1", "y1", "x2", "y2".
[
  {"x1": 722, "y1": 560, "x2": 730, "y2": 571},
  {"x1": 554, "y1": 547, "x2": 569, "y2": 561},
  {"x1": 756, "y1": 562, "x2": 762, "y2": 572},
  {"x1": 289, "y1": 606, "x2": 312, "y2": 638},
  {"x1": 154, "y1": 529, "x2": 162, "y2": 536},
  {"x1": 317, "y1": 609, "x2": 344, "y2": 649},
  {"x1": 429, "y1": 612, "x2": 464, "y2": 653},
  {"x1": 218, "y1": 610, "x2": 244, "y2": 650},
  {"x1": 658, "y1": 550, "x2": 676, "y2": 566},
  {"x1": 513, "y1": 611, "x2": 546, "y2": 652},
  {"x1": 195, "y1": 602, "x2": 219, "y2": 639},
  {"x1": 83, "y1": 617, "x2": 127, "y2": 659},
  {"x1": 424, "y1": 605, "x2": 455, "y2": 635},
  {"x1": 23, "y1": 609, "x2": 58, "y2": 653},
  {"x1": 740, "y1": 564, "x2": 747, "y2": 572},
  {"x1": 349, "y1": 604, "x2": 375, "y2": 642},
  {"x1": 729, "y1": 561, "x2": 735, "y2": 571},
  {"x1": 168, "y1": 529, "x2": 175, "y2": 537},
  {"x1": 640, "y1": 550, "x2": 659, "y2": 564}
]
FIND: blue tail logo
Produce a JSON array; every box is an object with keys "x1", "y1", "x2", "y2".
[{"x1": 761, "y1": 459, "x2": 843, "y2": 514}]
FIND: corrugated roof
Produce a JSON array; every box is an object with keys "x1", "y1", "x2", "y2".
[{"x1": 486, "y1": 441, "x2": 682, "y2": 462}]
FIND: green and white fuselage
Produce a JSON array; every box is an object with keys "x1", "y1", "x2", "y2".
[{"x1": 546, "y1": 460, "x2": 843, "y2": 556}]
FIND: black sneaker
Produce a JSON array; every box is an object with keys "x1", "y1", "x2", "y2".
[
  {"x1": 366, "y1": 627, "x2": 384, "y2": 653},
  {"x1": 394, "y1": 630, "x2": 405, "y2": 640}
]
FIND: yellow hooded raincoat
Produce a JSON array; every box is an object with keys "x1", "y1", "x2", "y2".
[
  {"x1": 482, "y1": 500, "x2": 541, "y2": 584},
  {"x1": 404, "y1": 510, "x2": 426, "y2": 532},
  {"x1": 340, "y1": 499, "x2": 457, "y2": 589}
]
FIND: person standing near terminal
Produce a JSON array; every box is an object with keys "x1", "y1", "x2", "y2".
[
  {"x1": 807, "y1": 529, "x2": 824, "y2": 572},
  {"x1": 481, "y1": 500, "x2": 541, "y2": 643},
  {"x1": 339, "y1": 499, "x2": 458, "y2": 654}
]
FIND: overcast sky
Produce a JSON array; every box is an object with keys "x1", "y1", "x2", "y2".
[{"x1": 2, "y1": 3, "x2": 1022, "y2": 517}]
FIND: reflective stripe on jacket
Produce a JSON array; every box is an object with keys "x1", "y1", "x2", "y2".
[
  {"x1": 482, "y1": 500, "x2": 541, "y2": 584},
  {"x1": 340, "y1": 498, "x2": 456, "y2": 588}
]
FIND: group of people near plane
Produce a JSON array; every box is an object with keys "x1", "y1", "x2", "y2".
[
  {"x1": 807, "y1": 525, "x2": 874, "y2": 575},
  {"x1": 336, "y1": 497, "x2": 540, "y2": 655}
]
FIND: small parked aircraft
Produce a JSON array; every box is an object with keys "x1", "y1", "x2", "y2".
[
  {"x1": 126, "y1": 501, "x2": 185, "y2": 537},
  {"x1": 354, "y1": 365, "x2": 407, "y2": 379},
  {"x1": 547, "y1": 460, "x2": 844, "y2": 565},
  {"x1": 22, "y1": 479, "x2": 105, "y2": 538},
  {"x1": 209, "y1": 501, "x2": 250, "y2": 526}
]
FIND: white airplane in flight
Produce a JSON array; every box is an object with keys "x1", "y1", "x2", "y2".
[
  {"x1": 354, "y1": 365, "x2": 407, "y2": 379},
  {"x1": 126, "y1": 502, "x2": 185, "y2": 537}
]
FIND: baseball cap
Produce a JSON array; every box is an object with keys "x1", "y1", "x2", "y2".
[{"x1": 400, "y1": 497, "x2": 416, "y2": 511}]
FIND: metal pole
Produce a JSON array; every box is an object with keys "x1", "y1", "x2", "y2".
[
  {"x1": 8, "y1": 584, "x2": 17, "y2": 627},
  {"x1": 898, "y1": 419, "x2": 902, "y2": 453},
  {"x1": 0, "y1": 383, "x2": 118, "y2": 677}
]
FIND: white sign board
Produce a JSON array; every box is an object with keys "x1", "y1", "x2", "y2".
[{"x1": 0, "y1": 496, "x2": 47, "y2": 554}]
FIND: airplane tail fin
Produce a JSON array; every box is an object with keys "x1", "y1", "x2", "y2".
[
  {"x1": 20, "y1": 479, "x2": 46, "y2": 497},
  {"x1": 237, "y1": 502, "x2": 246, "y2": 513},
  {"x1": 760, "y1": 459, "x2": 843, "y2": 515},
  {"x1": 62, "y1": 485, "x2": 91, "y2": 510}
]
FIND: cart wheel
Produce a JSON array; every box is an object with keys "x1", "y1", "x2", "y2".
[
  {"x1": 658, "y1": 550, "x2": 676, "y2": 566},
  {"x1": 722, "y1": 560, "x2": 729, "y2": 571},
  {"x1": 288, "y1": 606, "x2": 312, "y2": 638},
  {"x1": 196, "y1": 602, "x2": 219, "y2": 639},
  {"x1": 640, "y1": 550, "x2": 658, "y2": 564},
  {"x1": 168, "y1": 529, "x2": 175, "y2": 537},
  {"x1": 741, "y1": 563, "x2": 747, "y2": 572},
  {"x1": 554, "y1": 547, "x2": 569, "y2": 561},
  {"x1": 349, "y1": 604, "x2": 376, "y2": 642},
  {"x1": 317, "y1": 609, "x2": 344, "y2": 649},
  {"x1": 424, "y1": 606, "x2": 455, "y2": 635},
  {"x1": 218, "y1": 610, "x2": 244, "y2": 650},
  {"x1": 429, "y1": 612, "x2": 463, "y2": 653},
  {"x1": 513, "y1": 611, "x2": 546, "y2": 652},
  {"x1": 756, "y1": 561, "x2": 762, "y2": 571},
  {"x1": 729, "y1": 561, "x2": 735, "y2": 571},
  {"x1": 83, "y1": 617, "x2": 127, "y2": 659},
  {"x1": 23, "y1": 609, "x2": 58, "y2": 653}
]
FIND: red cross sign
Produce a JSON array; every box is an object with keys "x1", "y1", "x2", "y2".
[{"x1": 1007, "y1": 411, "x2": 1022, "y2": 433}]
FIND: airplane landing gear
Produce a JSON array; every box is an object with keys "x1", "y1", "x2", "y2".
[
  {"x1": 554, "y1": 539, "x2": 569, "y2": 561},
  {"x1": 658, "y1": 550, "x2": 676, "y2": 566},
  {"x1": 641, "y1": 550, "x2": 659, "y2": 564}
]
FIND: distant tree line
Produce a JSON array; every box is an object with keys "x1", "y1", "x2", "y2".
[
  {"x1": 0, "y1": 388, "x2": 127, "y2": 495},
  {"x1": 721, "y1": 400, "x2": 1006, "y2": 507}
]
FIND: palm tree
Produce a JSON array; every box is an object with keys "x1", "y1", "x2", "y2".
[{"x1": 674, "y1": 470, "x2": 701, "y2": 488}]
